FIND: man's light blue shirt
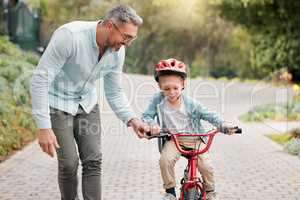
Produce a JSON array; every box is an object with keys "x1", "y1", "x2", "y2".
[{"x1": 30, "y1": 21, "x2": 136, "y2": 129}]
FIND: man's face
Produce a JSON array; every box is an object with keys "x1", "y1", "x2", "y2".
[{"x1": 106, "y1": 20, "x2": 138, "y2": 51}]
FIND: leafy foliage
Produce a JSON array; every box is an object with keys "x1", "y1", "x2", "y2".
[
  {"x1": 240, "y1": 101, "x2": 300, "y2": 122},
  {"x1": 26, "y1": 0, "x2": 251, "y2": 79},
  {"x1": 0, "y1": 36, "x2": 38, "y2": 161},
  {"x1": 266, "y1": 133, "x2": 292, "y2": 146},
  {"x1": 212, "y1": 0, "x2": 300, "y2": 81},
  {"x1": 122, "y1": 0, "x2": 251, "y2": 78},
  {"x1": 27, "y1": 0, "x2": 105, "y2": 45},
  {"x1": 267, "y1": 129, "x2": 300, "y2": 156},
  {"x1": 284, "y1": 138, "x2": 300, "y2": 156}
]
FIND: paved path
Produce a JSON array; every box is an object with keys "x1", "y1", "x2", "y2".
[{"x1": 0, "y1": 74, "x2": 299, "y2": 200}]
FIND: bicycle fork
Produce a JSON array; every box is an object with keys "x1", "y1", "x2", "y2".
[{"x1": 180, "y1": 156, "x2": 206, "y2": 200}]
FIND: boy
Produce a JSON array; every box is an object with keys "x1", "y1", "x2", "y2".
[{"x1": 142, "y1": 58, "x2": 235, "y2": 200}]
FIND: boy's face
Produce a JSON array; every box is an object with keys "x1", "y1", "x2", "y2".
[{"x1": 158, "y1": 75, "x2": 185, "y2": 103}]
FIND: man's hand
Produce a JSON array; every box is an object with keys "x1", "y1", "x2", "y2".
[
  {"x1": 38, "y1": 129, "x2": 60, "y2": 157},
  {"x1": 128, "y1": 118, "x2": 149, "y2": 139}
]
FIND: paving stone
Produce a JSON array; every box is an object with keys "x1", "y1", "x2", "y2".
[{"x1": 0, "y1": 75, "x2": 299, "y2": 200}]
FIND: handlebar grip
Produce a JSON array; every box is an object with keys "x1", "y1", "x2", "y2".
[
  {"x1": 146, "y1": 132, "x2": 171, "y2": 140},
  {"x1": 146, "y1": 129, "x2": 171, "y2": 138},
  {"x1": 235, "y1": 128, "x2": 242, "y2": 134},
  {"x1": 223, "y1": 126, "x2": 242, "y2": 134},
  {"x1": 146, "y1": 132, "x2": 152, "y2": 137}
]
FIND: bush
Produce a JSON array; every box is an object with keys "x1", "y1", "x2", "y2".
[
  {"x1": 240, "y1": 101, "x2": 300, "y2": 122},
  {"x1": 0, "y1": 36, "x2": 38, "y2": 161},
  {"x1": 284, "y1": 138, "x2": 300, "y2": 156},
  {"x1": 267, "y1": 128, "x2": 300, "y2": 156},
  {"x1": 0, "y1": 37, "x2": 23, "y2": 57}
]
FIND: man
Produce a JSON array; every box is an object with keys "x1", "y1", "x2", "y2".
[{"x1": 30, "y1": 5, "x2": 148, "y2": 200}]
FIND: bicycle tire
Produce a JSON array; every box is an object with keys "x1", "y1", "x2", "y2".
[{"x1": 184, "y1": 187, "x2": 202, "y2": 200}]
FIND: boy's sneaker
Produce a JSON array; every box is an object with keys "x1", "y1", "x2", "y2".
[
  {"x1": 162, "y1": 193, "x2": 177, "y2": 200},
  {"x1": 206, "y1": 191, "x2": 218, "y2": 200}
]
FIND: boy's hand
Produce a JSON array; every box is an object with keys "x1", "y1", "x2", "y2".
[
  {"x1": 223, "y1": 126, "x2": 237, "y2": 135},
  {"x1": 220, "y1": 123, "x2": 240, "y2": 135},
  {"x1": 144, "y1": 125, "x2": 161, "y2": 139},
  {"x1": 150, "y1": 126, "x2": 161, "y2": 136}
]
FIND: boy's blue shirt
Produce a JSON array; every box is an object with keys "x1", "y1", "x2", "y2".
[{"x1": 142, "y1": 92, "x2": 223, "y2": 134}]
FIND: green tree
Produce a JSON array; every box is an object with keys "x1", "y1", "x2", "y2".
[
  {"x1": 212, "y1": 0, "x2": 300, "y2": 81},
  {"x1": 26, "y1": 0, "x2": 251, "y2": 79},
  {"x1": 104, "y1": 0, "x2": 250, "y2": 78},
  {"x1": 27, "y1": 0, "x2": 105, "y2": 45},
  {"x1": 0, "y1": 0, "x2": 5, "y2": 34}
]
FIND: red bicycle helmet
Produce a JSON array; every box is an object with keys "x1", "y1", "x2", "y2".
[{"x1": 154, "y1": 58, "x2": 187, "y2": 82}]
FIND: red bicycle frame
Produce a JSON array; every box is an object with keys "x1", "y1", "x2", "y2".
[
  {"x1": 170, "y1": 129, "x2": 219, "y2": 200},
  {"x1": 147, "y1": 127, "x2": 241, "y2": 200}
]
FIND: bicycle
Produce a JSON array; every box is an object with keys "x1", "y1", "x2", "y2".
[{"x1": 147, "y1": 127, "x2": 242, "y2": 200}]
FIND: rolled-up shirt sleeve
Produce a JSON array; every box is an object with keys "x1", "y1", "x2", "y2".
[
  {"x1": 30, "y1": 28, "x2": 73, "y2": 129},
  {"x1": 103, "y1": 48, "x2": 136, "y2": 125}
]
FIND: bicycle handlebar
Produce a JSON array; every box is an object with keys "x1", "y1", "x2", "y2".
[
  {"x1": 146, "y1": 127, "x2": 242, "y2": 156},
  {"x1": 146, "y1": 127, "x2": 242, "y2": 139}
]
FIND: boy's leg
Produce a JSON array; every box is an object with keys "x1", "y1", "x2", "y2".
[
  {"x1": 159, "y1": 141, "x2": 181, "y2": 192},
  {"x1": 74, "y1": 105, "x2": 102, "y2": 200},
  {"x1": 50, "y1": 107, "x2": 79, "y2": 200},
  {"x1": 197, "y1": 152, "x2": 215, "y2": 192}
]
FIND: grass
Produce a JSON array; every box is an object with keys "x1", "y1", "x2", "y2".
[
  {"x1": 266, "y1": 129, "x2": 300, "y2": 155},
  {"x1": 266, "y1": 133, "x2": 292, "y2": 145}
]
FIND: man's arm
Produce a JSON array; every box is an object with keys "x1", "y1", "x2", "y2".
[
  {"x1": 103, "y1": 50, "x2": 148, "y2": 138},
  {"x1": 103, "y1": 69, "x2": 136, "y2": 125},
  {"x1": 30, "y1": 27, "x2": 73, "y2": 157},
  {"x1": 30, "y1": 28, "x2": 73, "y2": 129},
  {"x1": 195, "y1": 101, "x2": 238, "y2": 134},
  {"x1": 194, "y1": 101, "x2": 223, "y2": 128}
]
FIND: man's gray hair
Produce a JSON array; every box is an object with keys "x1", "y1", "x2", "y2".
[{"x1": 104, "y1": 5, "x2": 143, "y2": 26}]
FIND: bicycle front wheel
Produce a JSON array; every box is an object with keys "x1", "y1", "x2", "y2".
[{"x1": 184, "y1": 187, "x2": 202, "y2": 200}]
